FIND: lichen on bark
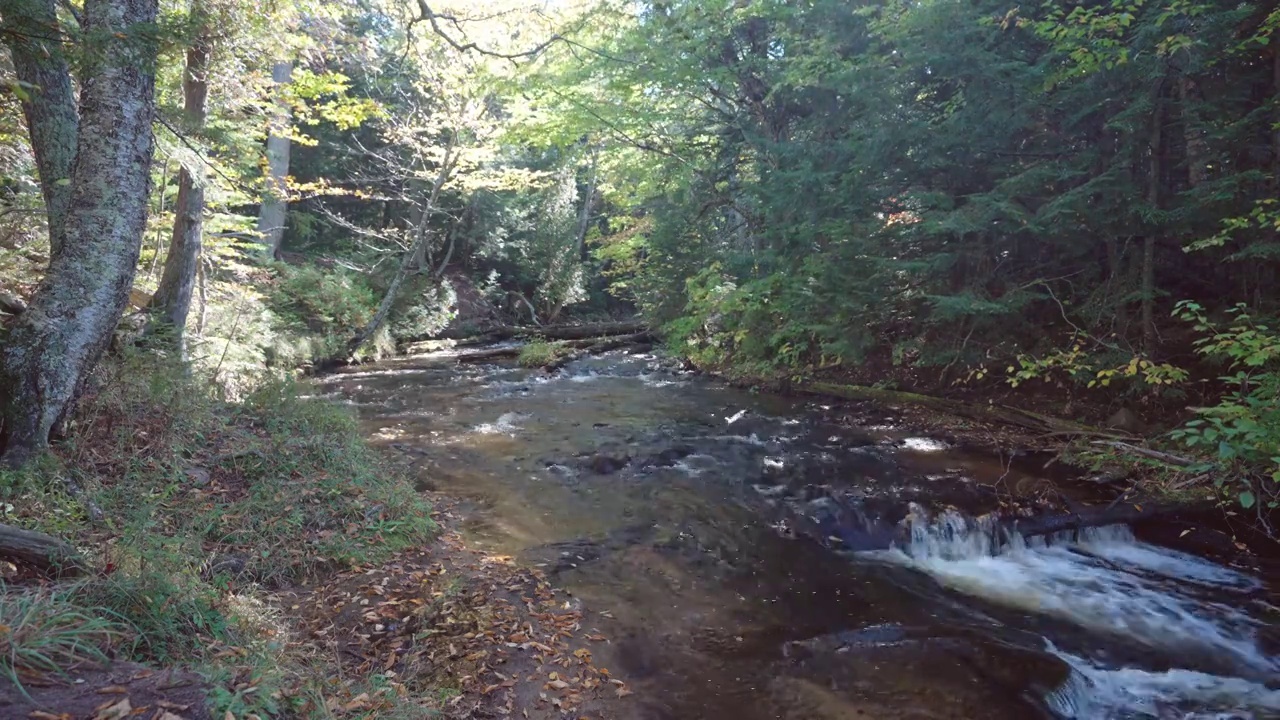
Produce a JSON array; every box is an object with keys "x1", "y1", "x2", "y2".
[{"x1": 0, "y1": 0, "x2": 161, "y2": 467}]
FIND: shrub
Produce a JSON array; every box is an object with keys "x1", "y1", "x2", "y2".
[
  {"x1": 266, "y1": 263, "x2": 377, "y2": 335},
  {"x1": 517, "y1": 339, "x2": 567, "y2": 367},
  {"x1": 1169, "y1": 302, "x2": 1280, "y2": 513}
]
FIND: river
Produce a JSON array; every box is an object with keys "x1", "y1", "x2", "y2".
[{"x1": 316, "y1": 348, "x2": 1280, "y2": 719}]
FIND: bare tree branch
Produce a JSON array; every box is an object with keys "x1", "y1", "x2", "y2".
[{"x1": 413, "y1": 1, "x2": 563, "y2": 63}]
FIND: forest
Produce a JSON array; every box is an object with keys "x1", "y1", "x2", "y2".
[{"x1": 1, "y1": 0, "x2": 1279, "y2": 717}]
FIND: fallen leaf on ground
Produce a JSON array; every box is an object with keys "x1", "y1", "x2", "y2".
[
  {"x1": 96, "y1": 686, "x2": 129, "y2": 695},
  {"x1": 343, "y1": 692, "x2": 371, "y2": 711},
  {"x1": 28, "y1": 712, "x2": 71, "y2": 720},
  {"x1": 93, "y1": 698, "x2": 132, "y2": 720}
]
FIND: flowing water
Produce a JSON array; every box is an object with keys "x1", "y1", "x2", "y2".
[{"x1": 317, "y1": 349, "x2": 1280, "y2": 719}]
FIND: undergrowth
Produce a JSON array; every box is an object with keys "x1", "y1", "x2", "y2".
[
  {"x1": 0, "y1": 589, "x2": 122, "y2": 697},
  {"x1": 517, "y1": 339, "x2": 568, "y2": 367},
  {"x1": 0, "y1": 348, "x2": 438, "y2": 717}
]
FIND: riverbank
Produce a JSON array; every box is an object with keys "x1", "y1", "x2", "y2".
[{"x1": 0, "y1": 351, "x2": 628, "y2": 719}]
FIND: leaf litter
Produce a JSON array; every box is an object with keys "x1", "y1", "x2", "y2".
[{"x1": 282, "y1": 499, "x2": 633, "y2": 719}]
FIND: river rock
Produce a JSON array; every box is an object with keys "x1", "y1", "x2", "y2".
[{"x1": 586, "y1": 452, "x2": 630, "y2": 474}]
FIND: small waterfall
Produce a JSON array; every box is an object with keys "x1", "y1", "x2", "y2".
[
  {"x1": 896, "y1": 502, "x2": 1137, "y2": 560},
  {"x1": 872, "y1": 505, "x2": 1277, "y2": 719},
  {"x1": 1045, "y1": 646, "x2": 1280, "y2": 720}
]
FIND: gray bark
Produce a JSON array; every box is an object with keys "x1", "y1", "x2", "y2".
[
  {"x1": 256, "y1": 60, "x2": 292, "y2": 258},
  {"x1": 148, "y1": 4, "x2": 210, "y2": 347},
  {"x1": 572, "y1": 147, "x2": 599, "y2": 257},
  {"x1": 0, "y1": 0, "x2": 159, "y2": 468},
  {"x1": 1, "y1": 0, "x2": 79, "y2": 260},
  {"x1": 0, "y1": 521, "x2": 84, "y2": 575}
]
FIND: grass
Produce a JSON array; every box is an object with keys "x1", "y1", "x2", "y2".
[
  {"x1": 0, "y1": 588, "x2": 124, "y2": 697},
  {"x1": 0, "y1": 347, "x2": 439, "y2": 717},
  {"x1": 517, "y1": 339, "x2": 568, "y2": 367}
]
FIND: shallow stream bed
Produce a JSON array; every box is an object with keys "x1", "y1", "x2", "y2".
[{"x1": 317, "y1": 349, "x2": 1280, "y2": 719}]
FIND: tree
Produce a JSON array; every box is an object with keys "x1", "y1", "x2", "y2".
[
  {"x1": 148, "y1": 0, "x2": 211, "y2": 346},
  {"x1": 2, "y1": 0, "x2": 77, "y2": 261},
  {"x1": 257, "y1": 59, "x2": 293, "y2": 258},
  {"x1": 0, "y1": 0, "x2": 160, "y2": 467}
]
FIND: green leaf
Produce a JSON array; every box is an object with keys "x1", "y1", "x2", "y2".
[
  {"x1": 1239, "y1": 491, "x2": 1256, "y2": 509},
  {"x1": 1218, "y1": 441, "x2": 1237, "y2": 460}
]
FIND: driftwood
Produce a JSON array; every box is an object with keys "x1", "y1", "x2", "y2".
[
  {"x1": 1091, "y1": 440, "x2": 1196, "y2": 468},
  {"x1": 522, "y1": 321, "x2": 646, "y2": 341},
  {"x1": 455, "y1": 345, "x2": 522, "y2": 362},
  {"x1": 452, "y1": 332, "x2": 653, "y2": 365},
  {"x1": 801, "y1": 382, "x2": 1097, "y2": 435},
  {"x1": 822, "y1": 501, "x2": 1213, "y2": 553},
  {"x1": 432, "y1": 320, "x2": 646, "y2": 344},
  {"x1": 1004, "y1": 500, "x2": 1213, "y2": 540},
  {"x1": 0, "y1": 522, "x2": 85, "y2": 576},
  {"x1": 541, "y1": 332, "x2": 652, "y2": 371}
]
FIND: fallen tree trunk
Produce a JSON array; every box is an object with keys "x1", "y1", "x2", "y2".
[
  {"x1": 0, "y1": 522, "x2": 85, "y2": 576},
  {"x1": 1091, "y1": 440, "x2": 1196, "y2": 468},
  {"x1": 542, "y1": 332, "x2": 651, "y2": 371},
  {"x1": 817, "y1": 500, "x2": 1214, "y2": 553},
  {"x1": 1004, "y1": 500, "x2": 1214, "y2": 540},
  {"x1": 801, "y1": 381, "x2": 1097, "y2": 435},
  {"x1": 456, "y1": 346, "x2": 522, "y2": 362},
  {"x1": 452, "y1": 332, "x2": 653, "y2": 365},
  {"x1": 431, "y1": 320, "x2": 647, "y2": 345}
]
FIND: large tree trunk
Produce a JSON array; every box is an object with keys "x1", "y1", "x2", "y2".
[
  {"x1": 257, "y1": 60, "x2": 292, "y2": 259},
  {"x1": 148, "y1": 2, "x2": 210, "y2": 347},
  {"x1": 2, "y1": 0, "x2": 78, "y2": 261},
  {"x1": 0, "y1": 0, "x2": 160, "y2": 468}
]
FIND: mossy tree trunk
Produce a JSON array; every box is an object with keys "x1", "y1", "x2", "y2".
[
  {"x1": 2, "y1": 0, "x2": 78, "y2": 261},
  {"x1": 0, "y1": 0, "x2": 160, "y2": 468},
  {"x1": 148, "y1": 1, "x2": 210, "y2": 348}
]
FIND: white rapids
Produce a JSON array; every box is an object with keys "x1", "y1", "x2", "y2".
[{"x1": 873, "y1": 507, "x2": 1279, "y2": 719}]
